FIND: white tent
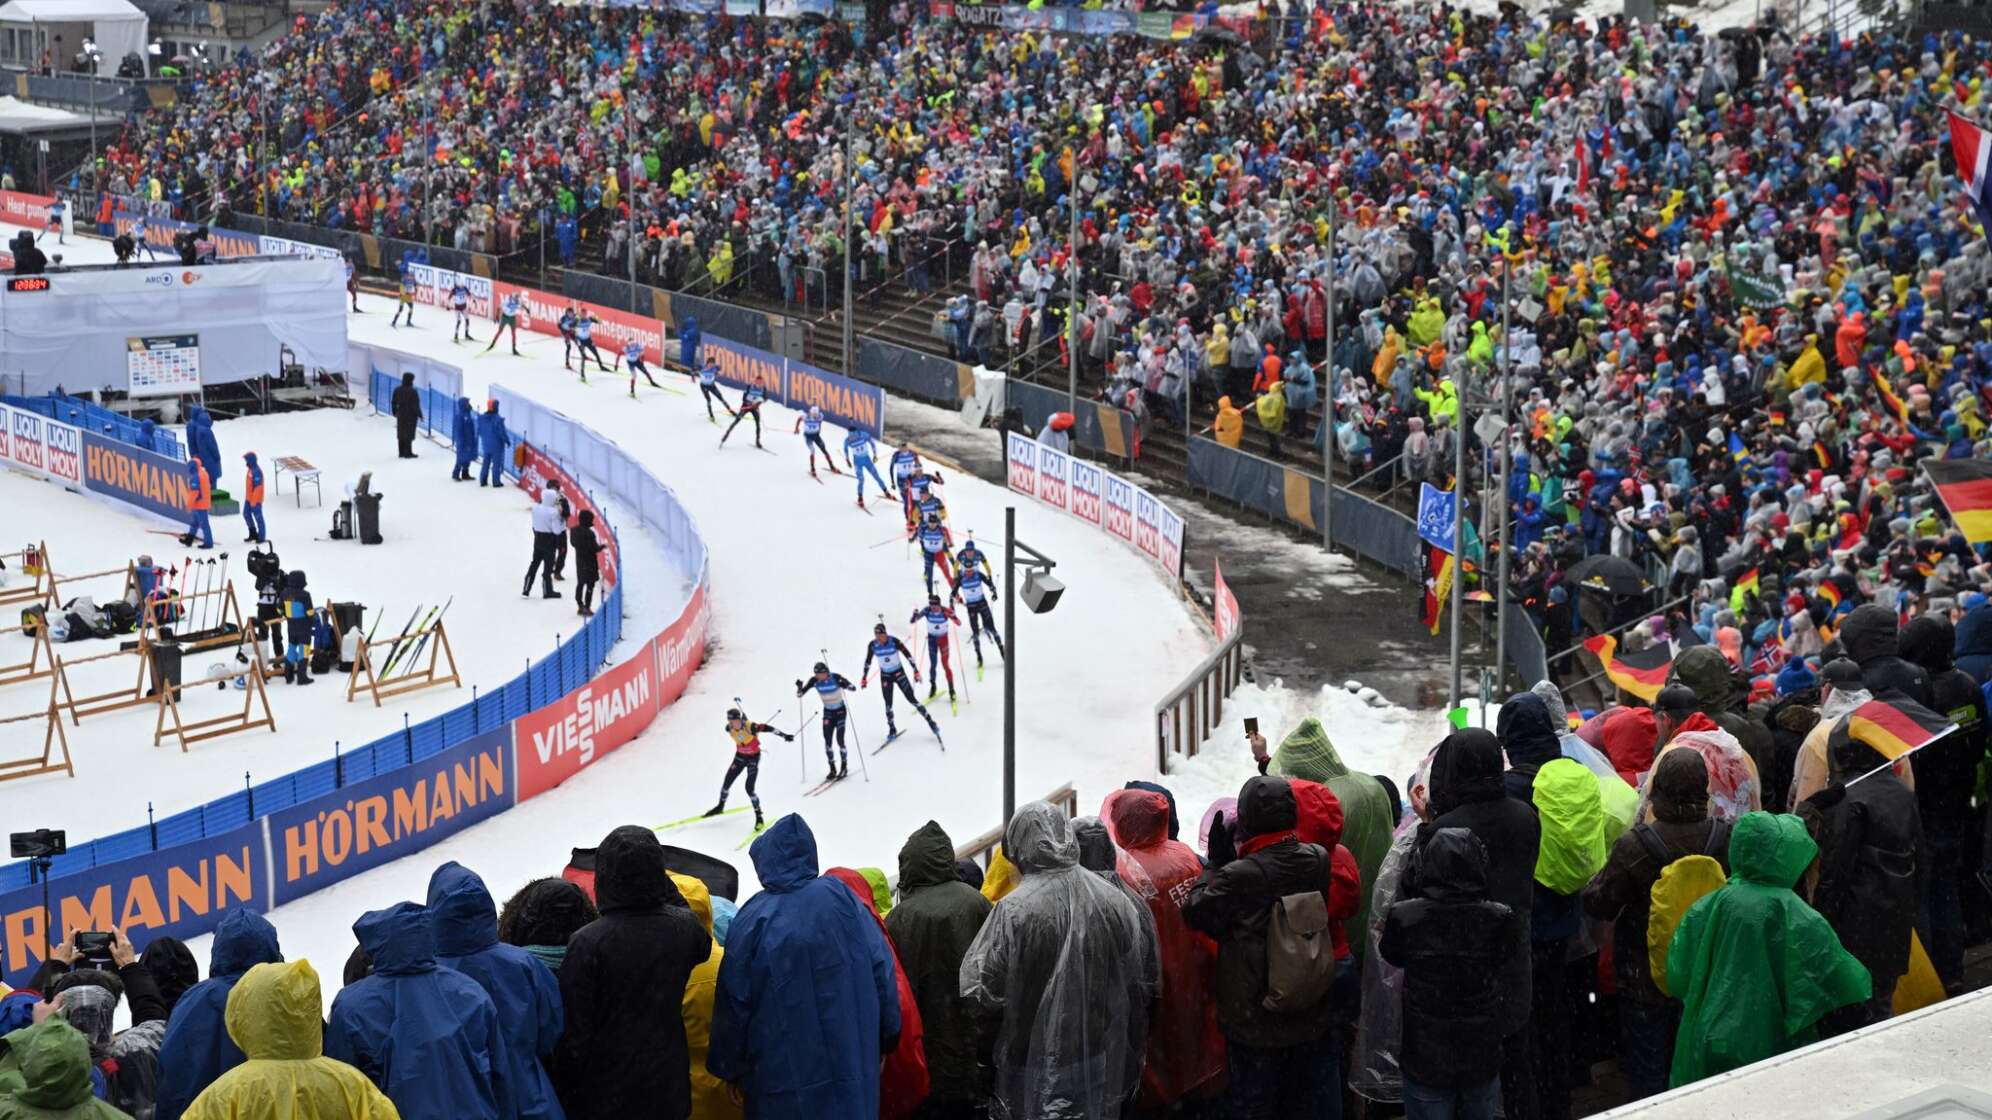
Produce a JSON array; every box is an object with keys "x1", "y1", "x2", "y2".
[{"x1": 0, "y1": 0, "x2": 147, "y2": 76}]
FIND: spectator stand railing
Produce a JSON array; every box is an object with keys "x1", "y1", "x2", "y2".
[
  {"x1": 0, "y1": 361, "x2": 715, "y2": 991},
  {"x1": 952, "y1": 782, "x2": 1079, "y2": 870}
]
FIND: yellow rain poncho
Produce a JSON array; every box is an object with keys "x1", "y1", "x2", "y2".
[
  {"x1": 181, "y1": 961, "x2": 399, "y2": 1120},
  {"x1": 668, "y1": 873, "x2": 740, "y2": 1120},
  {"x1": 1532, "y1": 759, "x2": 1607, "y2": 894}
]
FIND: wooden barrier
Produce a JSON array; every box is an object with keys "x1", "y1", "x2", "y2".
[
  {"x1": 154, "y1": 640, "x2": 277, "y2": 751},
  {"x1": 142, "y1": 584, "x2": 247, "y2": 654},
  {"x1": 54, "y1": 639, "x2": 160, "y2": 724},
  {"x1": 44, "y1": 561, "x2": 138, "y2": 613},
  {"x1": 0, "y1": 541, "x2": 52, "y2": 612},
  {"x1": 346, "y1": 619, "x2": 461, "y2": 706},
  {"x1": 0, "y1": 614, "x2": 56, "y2": 686},
  {"x1": 0, "y1": 674, "x2": 74, "y2": 784}
]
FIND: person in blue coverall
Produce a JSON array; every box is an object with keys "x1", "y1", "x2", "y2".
[
  {"x1": 477, "y1": 399, "x2": 511, "y2": 487},
  {"x1": 678, "y1": 315, "x2": 700, "y2": 369},
  {"x1": 185, "y1": 405, "x2": 222, "y2": 489},
  {"x1": 152, "y1": 910, "x2": 284, "y2": 1120},
  {"x1": 452, "y1": 397, "x2": 479, "y2": 481},
  {"x1": 710, "y1": 813, "x2": 901, "y2": 1119},
  {"x1": 427, "y1": 862, "x2": 567, "y2": 1120},
  {"x1": 325, "y1": 901, "x2": 506, "y2": 1120}
]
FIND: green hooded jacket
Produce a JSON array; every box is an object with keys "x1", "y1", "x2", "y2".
[
  {"x1": 883, "y1": 822, "x2": 993, "y2": 1103},
  {"x1": 1269, "y1": 717, "x2": 1394, "y2": 955},
  {"x1": 1532, "y1": 759, "x2": 1608, "y2": 894},
  {"x1": 1667, "y1": 812, "x2": 1871, "y2": 1089},
  {"x1": 0, "y1": 1020, "x2": 131, "y2": 1120}
]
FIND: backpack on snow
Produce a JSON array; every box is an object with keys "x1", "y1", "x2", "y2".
[
  {"x1": 1637, "y1": 824, "x2": 1729, "y2": 997},
  {"x1": 1262, "y1": 890, "x2": 1334, "y2": 1013}
]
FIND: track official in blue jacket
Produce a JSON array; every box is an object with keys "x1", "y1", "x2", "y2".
[
  {"x1": 477, "y1": 400, "x2": 511, "y2": 487},
  {"x1": 453, "y1": 398, "x2": 479, "y2": 481},
  {"x1": 326, "y1": 901, "x2": 506, "y2": 1120},
  {"x1": 710, "y1": 814, "x2": 901, "y2": 1120},
  {"x1": 428, "y1": 861, "x2": 567, "y2": 1120}
]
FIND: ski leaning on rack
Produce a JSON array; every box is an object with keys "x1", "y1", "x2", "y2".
[
  {"x1": 377, "y1": 602, "x2": 436, "y2": 677},
  {"x1": 388, "y1": 596, "x2": 453, "y2": 675}
]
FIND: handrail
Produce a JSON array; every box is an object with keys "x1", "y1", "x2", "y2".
[
  {"x1": 1543, "y1": 589, "x2": 1695, "y2": 666},
  {"x1": 952, "y1": 782, "x2": 1079, "y2": 868},
  {"x1": 1154, "y1": 602, "x2": 1246, "y2": 775}
]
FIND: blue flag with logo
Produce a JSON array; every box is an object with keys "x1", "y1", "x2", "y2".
[{"x1": 1418, "y1": 482, "x2": 1459, "y2": 553}]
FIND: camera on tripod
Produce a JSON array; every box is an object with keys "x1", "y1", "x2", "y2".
[{"x1": 9, "y1": 829, "x2": 66, "y2": 860}]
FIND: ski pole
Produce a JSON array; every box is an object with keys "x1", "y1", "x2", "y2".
[
  {"x1": 845, "y1": 704, "x2": 872, "y2": 783},
  {"x1": 213, "y1": 552, "x2": 231, "y2": 632}
]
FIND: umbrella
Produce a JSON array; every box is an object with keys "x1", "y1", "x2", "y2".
[{"x1": 1566, "y1": 554, "x2": 1651, "y2": 597}]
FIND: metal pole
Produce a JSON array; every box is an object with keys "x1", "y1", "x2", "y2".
[
  {"x1": 626, "y1": 98, "x2": 638, "y2": 313},
  {"x1": 1495, "y1": 262, "x2": 1513, "y2": 695},
  {"x1": 1067, "y1": 192, "x2": 1079, "y2": 411},
  {"x1": 1003, "y1": 504, "x2": 1017, "y2": 824},
  {"x1": 841, "y1": 104, "x2": 855, "y2": 374},
  {"x1": 1322, "y1": 197, "x2": 1335, "y2": 557},
  {"x1": 1450, "y1": 360, "x2": 1467, "y2": 708},
  {"x1": 87, "y1": 74, "x2": 96, "y2": 191},
  {"x1": 424, "y1": 99, "x2": 434, "y2": 249}
]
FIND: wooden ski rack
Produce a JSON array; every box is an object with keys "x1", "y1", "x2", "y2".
[
  {"x1": 54, "y1": 638, "x2": 162, "y2": 724},
  {"x1": 154, "y1": 638, "x2": 277, "y2": 752},
  {"x1": 346, "y1": 619, "x2": 461, "y2": 707},
  {"x1": 44, "y1": 561, "x2": 139, "y2": 613},
  {"x1": 0, "y1": 612, "x2": 57, "y2": 687},
  {"x1": 0, "y1": 541, "x2": 52, "y2": 612},
  {"x1": 0, "y1": 674, "x2": 74, "y2": 785}
]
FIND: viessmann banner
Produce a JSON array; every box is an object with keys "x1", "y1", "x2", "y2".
[{"x1": 1007, "y1": 431, "x2": 1184, "y2": 580}]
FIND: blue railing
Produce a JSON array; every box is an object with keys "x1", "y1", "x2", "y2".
[{"x1": 3, "y1": 394, "x2": 186, "y2": 462}]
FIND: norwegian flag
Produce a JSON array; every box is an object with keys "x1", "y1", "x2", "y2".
[{"x1": 1948, "y1": 110, "x2": 1992, "y2": 231}]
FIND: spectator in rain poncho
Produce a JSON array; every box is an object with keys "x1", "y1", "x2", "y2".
[
  {"x1": 425, "y1": 862, "x2": 565, "y2": 1120},
  {"x1": 1665, "y1": 813, "x2": 1870, "y2": 1088},
  {"x1": 0, "y1": 1019, "x2": 133, "y2": 1120},
  {"x1": 1269, "y1": 717, "x2": 1395, "y2": 957},
  {"x1": 711, "y1": 815, "x2": 900, "y2": 1120},
  {"x1": 181, "y1": 961, "x2": 398, "y2": 1120},
  {"x1": 825, "y1": 867, "x2": 929, "y2": 1120},
  {"x1": 1102, "y1": 788, "x2": 1225, "y2": 1110},
  {"x1": 156, "y1": 912, "x2": 283, "y2": 1120},
  {"x1": 1532, "y1": 680, "x2": 1637, "y2": 840},
  {"x1": 1642, "y1": 727, "x2": 1764, "y2": 825},
  {"x1": 884, "y1": 822, "x2": 991, "y2": 1117},
  {"x1": 961, "y1": 801, "x2": 1157, "y2": 1120}
]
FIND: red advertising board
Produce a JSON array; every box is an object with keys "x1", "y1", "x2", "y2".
[
  {"x1": 515, "y1": 442, "x2": 618, "y2": 588},
  {"x1": 493, "y1": 280, "x2": 666, "y2": 366},
  {"x1": 1214, "y1": 558, "x2": 1240, "y2": 643},
  {"x1": 514, "y1": 636, "x2": 659, "y2": 802},
  {"x1": 652, "y1": 582, "x2": 710, "y2": 710},
  {"x1": 0, "y1": 190, "x2": 53, "y2": 225}
]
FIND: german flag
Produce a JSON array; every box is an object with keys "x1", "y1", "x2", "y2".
[
  {"x1": 1841, "y1": 697, "x2": 1957, "y2": 764},
  {"x1": 1817, "y1": 581, "x2": 1843, "y2": 610},
  {"x1": 1583, "y1": 634, "x2": 1671, "y2": 702},
  {"x1": 1920, "y1": 459, "x2": 1992, "y2": 544},
  {"x1": 1873, "y1": 367, "x2": 1912, "y2": 427},
  {"x1": 1735, "y1": 567, "x2": 1761, "y2": 600}
]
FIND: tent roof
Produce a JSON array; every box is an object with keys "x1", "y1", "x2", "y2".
[{"x1": 0, "y1": 0, "x2": 144, "y2": 23}]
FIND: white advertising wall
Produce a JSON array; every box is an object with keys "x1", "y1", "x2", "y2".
[{"x1": 0, "y1": 257, "x2": 349, "y2": 394}]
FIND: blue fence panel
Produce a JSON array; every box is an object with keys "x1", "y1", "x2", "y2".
[
  {"x1": 501, "y1": 673, "x2": 531, "y2": 720},
  {"x1": 92, "y1": 827, "x2": 153, "y2": 864},
  {"x1": 342, "y1": 740, "x2": 382, "y2": 784},
  {"x1": 43, "y1": 844, "x2": 96, "y2": 879},
  {"x1": 0, "y1": 866, "x2": 29, "y2": 892},
  {"x1": 477, "y1": 686, "x2": 510, "y2": 731},
  {"x1": 528, "y1": 657, "x2": 559, "y2": 710},
  {"x1": 250, "y1": 774, "x2": 299, "y2": 816},
  {"x1": 441, "y1": 701, "x2": 479, "y2": 744},
  {"x1": 205, "y1": 792, "x2": 252, "y2": 832},
  {"x1": 293, "y1": 759, "x2": 340, "y2": 802},
  {"x1": 370, "y1": 736, "x2": 408, "y2": 775},
  {"x1": 154, "y1": 806, "x2": 208, "y2": 849},
  {"x1": 408, "y1": 714, "x2": 449, "y2": 761}
]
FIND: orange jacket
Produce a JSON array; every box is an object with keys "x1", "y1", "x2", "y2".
[{"x1": 189, "y1": 462, "x2": 212, "y2": 510}]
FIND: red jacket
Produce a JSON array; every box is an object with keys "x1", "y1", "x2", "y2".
[
  {"x1": 1103, "y1": 789, "x2": 1224, "y2": 1107},
  {"x1": 826, "y1": 868, "x2": 929, "y2": 1120},
  {"x1": 1291, "y1": 779, "x2": 1363, "y2": 960}
]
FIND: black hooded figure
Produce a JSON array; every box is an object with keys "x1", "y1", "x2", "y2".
[{"x1": 392, "y1": 372, "x2": 423, "y2": 458}]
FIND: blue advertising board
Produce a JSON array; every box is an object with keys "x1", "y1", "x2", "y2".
[
  {"x1": 268, "y1": 727, "x2": 515, "y2": 905},
  {"x1": 80, "y1": 429, "x2": 198, "y2": 521},
  {"x1": 696, "y1": 335, "x2": 885, "y2": 437},
  {"x1": 0, "y1": 821, "x2": 268, "y2": 990}
]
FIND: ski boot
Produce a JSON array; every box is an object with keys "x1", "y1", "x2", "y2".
[
  {"x1": 700, "y1": 803, "x2": 727, "y2": 818},
  {"x1": 754, "y1": 807, "x2": 765, "y2": 828},
  {"x1": 838, "y1": 758, "x2": 849, "y2": 779},
  {"x1": 927, "y1": 683, "x2": 939, "y2": 701},
  {"x1": 826, "y1": 760, "x2": 839, "y2": 782},
  {"x1": 283, "y1": 661, "x2": 296, "y2": 684},
  {"x1": 858, "y1": 495, "x2": 867, "y2": 510},
  {"x1": 295, "y1": 664, "x2": 313, "y2": 686}
]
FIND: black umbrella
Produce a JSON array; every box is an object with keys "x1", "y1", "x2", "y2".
[{"x1": 1566, "y1": 554, "x2": 1650, "y2": 597}]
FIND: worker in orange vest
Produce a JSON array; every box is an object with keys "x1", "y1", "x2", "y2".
[
  {"x1": 181, "y1": 458, "x2": 214, "y2": 549},
  {"x1": 242, "y1": 452, "x2": 267, "y2": 543}
]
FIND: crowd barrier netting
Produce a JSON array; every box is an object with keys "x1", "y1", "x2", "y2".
[{"x1": 0, "y1": 370, "x2": 711, "y2": 989}]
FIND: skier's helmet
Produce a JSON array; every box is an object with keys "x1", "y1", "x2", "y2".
[
  {"x1": 727, "y1": 707, "x2": 744, "y2": 721},
  {"x1": 813, "y1": 661, "x2": 829, "y2": 675},
  {"x1": 928, "y1": 593, "x2": 941, "y2": 605},
  {"x1": 809, "y1": 405, "x2": 822, "y2": 419},
  {"x1": 874, "y1": 623, "x2": 888, "y2": 635}
]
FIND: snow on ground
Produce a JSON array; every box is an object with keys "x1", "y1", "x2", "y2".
[
  {"x1": 0, "y1": 408, "x2": 680, "y2": 842},
  {"x1": 3, "y1": 224, "x2": 1215, "y2": 998}
]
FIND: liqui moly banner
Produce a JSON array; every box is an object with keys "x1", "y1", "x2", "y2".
[
  {"x1": 0, "y1": 405, "x2": 83, "y2": 488},
  {"x1": 1006, "y1": 431, "x2": 1185, "y2": 581},
  {"x1": 407, "y1": 263, "x2": 494, "y2": 318}
]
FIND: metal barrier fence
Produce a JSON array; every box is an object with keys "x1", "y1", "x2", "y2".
[
  {"x1": 952, "y1": 782, "x2": 1079, "y2": 869},
  {"x1": 3, "y1": 394, "x2": 186, "y2": 462},
  {"x1": 1154, "y1": 626, "x2": 1247, "y2": 775}
]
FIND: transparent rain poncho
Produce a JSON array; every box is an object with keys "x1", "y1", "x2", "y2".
[
  {"x1": 959, "y1": 801, "x2": 1160, "y2": 1120},
  {"x1": 1638, "y1": 727, "x2": 1763, "y2": 824}
]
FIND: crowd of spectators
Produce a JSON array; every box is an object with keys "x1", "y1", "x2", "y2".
[{"x1": 0, "y1": 595, "x2": 1986, "y2": 1120}]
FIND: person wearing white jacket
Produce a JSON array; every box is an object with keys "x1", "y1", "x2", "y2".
[{"x1": 523, "y1": 488, "x2": 564, "y2": 599}]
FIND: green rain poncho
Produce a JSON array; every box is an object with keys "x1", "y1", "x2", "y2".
[
  {"x1": 1270, "y1": 717, "x2": 1394, "y2": 955},
  {"x1": 0, "y1": 1019, "x2": 135, "y2": 1120},
  {"x1": 1667, "y1": 812, "x2": 1871, "y2": 1088},
  {"x1": 1532, "y1": 758, "x2": 1607, "y2": 894}
]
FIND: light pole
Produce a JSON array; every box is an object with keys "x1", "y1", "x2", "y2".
[
  {"x1": 626, "y1": 88, "x2": 639, "y2": 313},
  {"x1": 1450, "y1": 358, "x2": 1467, "y2": 708},
  {"x1": 1322, "y1": 195, "x2": 1335, "y2": 557},
  {"x1": 841, "y1": 99, "x2": 856, "y2": 374},
  {"x1": 1494, "y1": 261, "x2": 1513, "y2": 694},
  {"x1": 1003, "y1": 504, "x2": 1063, "y2": 823},
  {"x1": 1066, "y1": 188, "x2": 1079, "y2": 412}
]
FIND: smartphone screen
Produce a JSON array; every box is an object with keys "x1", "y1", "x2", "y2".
[{"x1": 1243, "y1": 716, "x2": 1259, "y2": 736}]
